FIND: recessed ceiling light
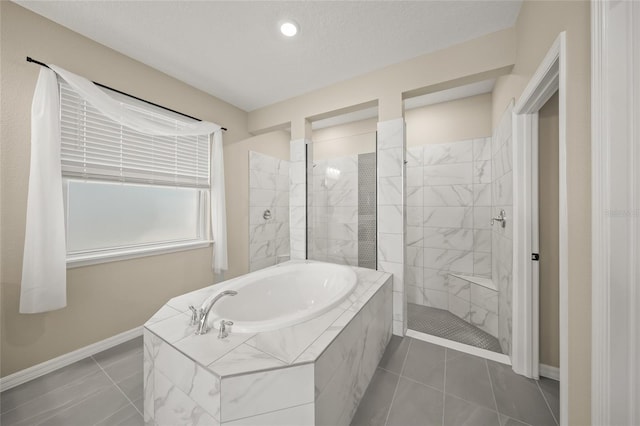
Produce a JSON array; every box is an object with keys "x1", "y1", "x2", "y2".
[{"x1": 280, "y1": 21, "x2": 298, "y2": 37}]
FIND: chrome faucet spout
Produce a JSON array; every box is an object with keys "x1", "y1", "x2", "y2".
[{"x1": 196, "y1": 290, "x2": 237, "y2": 335}]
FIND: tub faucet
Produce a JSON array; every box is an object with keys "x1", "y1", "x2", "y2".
[{"x1": 196, "y1": 290, "x2": 238, "y2": 335}]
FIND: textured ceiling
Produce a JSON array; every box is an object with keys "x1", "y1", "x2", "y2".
[{"x1": 16, "y1": 1, "x2": 521, "y2": 112}]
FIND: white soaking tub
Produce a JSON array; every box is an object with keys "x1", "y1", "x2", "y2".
[
  {"x1": 144, "y1": 261, "x2": 393, "y2": 426},
  {"x1": 206, "y1": 262, "x2": 357, "y2": 333}
]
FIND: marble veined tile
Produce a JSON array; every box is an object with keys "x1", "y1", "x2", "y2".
[
  {"x1": 377, "y1": 118, "x2": 404, "y2": 149},
  {"x1": 154, "y1": 340, "x2": 221, "y2": 420},
  {"x1": 423, "y1": 139, "x2": 473, "y2": 165},
  {"x1": 406, "y1": 146, "x2": 423, "y2": 167},
  {"x1": 245, "y1": 305, "x2": 345, "y2": 364},
  {"x1": 249, "y1": 169, "x2": 276, "y2": 190},
  {"x1": 222, "y1": 403, "x2": 314, "y2": 426},
  {"x1": 422, "y1": 289, "x2": 448, "y2": 310},
  {"x1": 423, "y1": 227, "x2": 473, "y2": 251},
  {"x1": 145, "y1": 312, "x2": 196, "y2": 344},
  {"x1": 424, "y1": 163, "x2": 472, "y2": 185},
  {"x1": 470, "y1": 306, "x2": 499, "y2": 338},
  {"x1": 249, "y1": 188, "x2": 276, "y2": 207},
  {"x1": 406, "y1": 167, "x2": 423, "y2": 187},
  {"x1": 423, "y1": 206, "x2": 473, "y2": 228},
  {"x1": 154, "y1": 370, "x2": 219, "y2": 426},
  {"x1": 173, "y1": 329, "x2": 255, "y2": 367},
  {"x1": 473, "y1": 229, "x2": 492, "y2": 253},
  {"x1": 423, "y1": 267, "x2": 449, "y2": 292},
  {"x1": 473, "y1": 137, "x2": 492, "y2": 161},
  {"x1": 277, "y1": 159, "x2": 289, "y2": 176},
  {"x1": 290, "y1": 139, "x2": 306, "y2": 162},
  {"x1": 449, "y1": 294, "x2": 471, "y2": 322},
  {"x1": 406, "y1": 207, "x2": 423, "y2": 227},
  {"x1": 406, "y1": 185, "x2": 423, "y2": 207},
  {"x1": 377, "y1": 147, "x2": 403, "y2": 178},
  {"x1": 473, "y1": 160, "x2": 492, "y2": 184},
  {"x1": 473, "y1": 206, "x2": 492, "y2": 230},
  {"x1": 209, "y1": 344, "x2": 286, "y2": 377},
  {"x1": 423, "y1": 248, "x2": 474, "y2": 274},
  {"x1": 473, "y1": 183, "x2": 491, "y2": 206},
  {"x1": 470, "y1": 284, "x2": 498, "y2": 314},
  {"x1": 447, "y1": 275, "x2": 470, "y2": 301},
  {"x1": 378, "y1": 176, "x2": 402, "y2": 205},
  {"x1": 423, "y1": 185, "x2": 473, "y2": 207},
  {"x1": 249, "y1": 151, "x2": 278, "y2": 174},
  {"x1": 220, "y1": 364, "x2": 313, "y2": 422}
]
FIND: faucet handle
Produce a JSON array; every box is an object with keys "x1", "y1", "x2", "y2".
[
  {"x1": 218, "y1": 320, "x2": 234, "y2": 339},
  {"x1": 188, "y1": 305, "x2": 200, "y2": 326}
]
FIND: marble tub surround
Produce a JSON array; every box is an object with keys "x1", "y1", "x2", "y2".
[
  {"x1": 377, "y1": 118, "x2": 406, "y2": 337},
  {"x1": 249, "y1": 151, "x2": 290, "y2": 272},
  {"x1": 492, "y1": 104, "x2": 514, "y2": 355},
  {"x1": 405, "y1": 137, "x2": 493, "y2": 319},
  {"x1": 144, "y1": 261, "x2": 392, "y2": 425}
]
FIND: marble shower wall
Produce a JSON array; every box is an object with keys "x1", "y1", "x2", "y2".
[
  {"x1": 248, "y1": 151, "x2": 290, "y2": 272},
  {"x1": 309, "y1": 155, "x2": 359, "y2": 266},
  {"x1": 377, "y1": 118, "x2": 406, "y2": 336},
  {"x1": 405, "y1": 137, "x2": 493, "y2": 314},
  {"x1": 492, "y1": 104, "x2": 514, "y2": 355}
]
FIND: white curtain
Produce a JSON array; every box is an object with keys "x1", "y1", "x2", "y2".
[
  {"x1": 21, "y1": 64, "x2": 227, "y2": 313},
  {"x1": 211, "y1": 131, "x2": 228, "y2": 274},
  {"x1": 20, "y1": 68, "x2": 67, "y2": 313}
]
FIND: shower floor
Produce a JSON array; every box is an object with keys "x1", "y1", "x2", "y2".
[{"x1": 407, "y1": 303, "x2": 503, "y2": 354}]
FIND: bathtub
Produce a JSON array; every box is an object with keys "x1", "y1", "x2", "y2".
[
  {"x1": 204, "y1": 262, "x2": 358, "y2": 333},
  {"x1": 144, "y1": 261, "x2": 393, "y2": 425}
]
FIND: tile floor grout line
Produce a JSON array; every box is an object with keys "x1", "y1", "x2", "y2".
[
  {"x1": 384, "y1": 337, "x2": 412, "y2": 426},
  {"x1": 485, "y1": 358, "x2": 502, "y2": 425},
  {"x1": 0, "y1": 357, "x2": 104, "y2": 417},
  {"x1": 6, "y1": 369, "x2": 115, "y2": 426},
  {"x1": 536, "y1": 380, "x2": 559, "y2": 426},
  {"x1": 91, "y1": 355, "x2": 142, "y2": 418}
]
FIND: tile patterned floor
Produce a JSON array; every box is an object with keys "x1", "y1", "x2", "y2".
[
  {"x1": 352, "y1": 336, "x2": 559, "y2": 426},
  {"x1": 1, "y1": 337, "x2": 144, "y2": 426},
  {"x1": 0, "y1": 335, "x2": 558, "y2": 426},
  {"x1": 407, "y1": 303, "x2": 503, "y2": 353}
]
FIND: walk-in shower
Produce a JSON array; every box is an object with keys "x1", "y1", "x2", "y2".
[
  {"x1": 307, "y1": 120, "x2": 377, "y2": 269},
  {"x1": 404, "y1": 86, "x2": 513, "y2": 355}
]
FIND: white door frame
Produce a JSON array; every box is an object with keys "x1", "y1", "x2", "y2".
[
  {"x1": 591, "y1": 1, "x2": 640, "y2": 424},
  {"x1": 512, "y1": 32, "x2": 568, "y2": 424}
]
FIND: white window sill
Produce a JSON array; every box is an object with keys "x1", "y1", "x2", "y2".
[{"x1": 66, "y1": 240, "x2": 213, "y2": 268}]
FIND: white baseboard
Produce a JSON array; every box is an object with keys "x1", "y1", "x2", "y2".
[
  {"x1": 0, "y1": 326, "x2": 143, "y2": 393},
  {"x1": 406, "y1": 329, "x2": 512, "y2": 365},
  {"x1": 539, "y1": 363, "x2": 560, "y2": 381}
]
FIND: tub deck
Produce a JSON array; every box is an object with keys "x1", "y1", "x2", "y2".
[{"x1": 143, "y1": 260, "x2": 393, "y2": 425}]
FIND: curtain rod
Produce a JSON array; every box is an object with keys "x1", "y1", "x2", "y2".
[{"x1": 26, "y1": 56, "x2": 228, "y2": 132}]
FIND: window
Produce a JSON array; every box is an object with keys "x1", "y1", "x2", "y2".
[{"x1": 59, "y1": 80, "x2": 211, "y2": 265}]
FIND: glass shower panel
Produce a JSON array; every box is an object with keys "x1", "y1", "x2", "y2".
[{"x1": 307, "y1": 130, "x2": 376, "y2": 269}]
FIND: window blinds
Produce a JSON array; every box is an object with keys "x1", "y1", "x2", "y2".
[{"x1": 59, "y1": 80, "x2": 210, "y2": 188}]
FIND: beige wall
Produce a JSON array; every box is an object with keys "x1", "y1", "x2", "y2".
[
  {"x1": 492, "y1": 2, "x2": 591, "y2": 423},
  {"x1": 249, "y1": 28, "x2": 516, "y2": 133},
  {"x1": 538, "y1": 92, "x2": 560, "y2": 369},
  {"x1": 312, "y1": 118, "x2": 377, "y2": 161},
  {"x1": 0, "y1": 2, "x2": 254, "y2": 376},
  {"x1": 405, "y1": 93, "x2": 492, "y2": 146}
]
